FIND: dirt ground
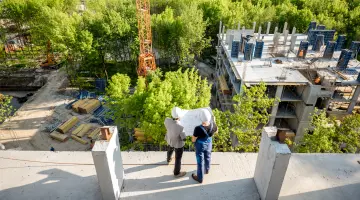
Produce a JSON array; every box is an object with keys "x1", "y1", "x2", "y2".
[{"x1": 0, "y1": 70, "x2": 97, "y2": 151}]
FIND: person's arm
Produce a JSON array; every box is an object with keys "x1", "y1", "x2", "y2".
[
  {"x1": 192, "y1": 136, "x2": 197, "y2": 143},
  {"x1": 180, "y1": 128, "x2": 187, "y2": 141},
  {"x1": 192, "y1": 127, "x2": 198, "y2": 142}
]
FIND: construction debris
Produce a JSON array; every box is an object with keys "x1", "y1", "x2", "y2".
[
  {"x1": 50, "y1": 131, "x2": 68, "y2": 142},
  {"x1": 71, "y1": 135, "x2": 88, "y2": 145},
  {"x1": 57, "y1": 116, "x2": 79, "y2": 134}
]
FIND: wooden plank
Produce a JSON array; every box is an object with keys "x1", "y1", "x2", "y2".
[
  {"x1": 72, "y1": 124, "x2": 85, "y2": 135},
  {"x1": 57, "y1": 117, "x2": 79, "y2": 134},
  {"x1": 218, "y1": 75, "x2": 231, "y2": 95},
  {"x1": 77, "y1": 124, "x2": 93, "y2": 137},
  {"x1": 50, "y1": 131, "x2": 68, "y2": 142},
  {"x1": 71, "y1": 135, "x2": 88, "y2": 145},
  {"x1": 88, "y1": 128, "x2": 101, "y2": 139}
]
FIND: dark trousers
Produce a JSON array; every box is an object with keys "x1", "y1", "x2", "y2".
[{"x1": 167, "y1": 146, "x2": 184, "y2": 175}]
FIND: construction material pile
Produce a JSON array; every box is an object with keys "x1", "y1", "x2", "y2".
[
  {"x1": 72, "y1": 99, "x2": 101, "y2": 114},
  {"x1": 49, "y1": 115, "x2": 102, "y2": 145}
]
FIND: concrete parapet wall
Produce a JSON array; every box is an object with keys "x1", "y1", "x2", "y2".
[
  {"x1": 92, "y1": 126, "x2": 124, "y2": 200},
  {"x1": 254, "y1": 127, "x2": 291, "y2": 200}
]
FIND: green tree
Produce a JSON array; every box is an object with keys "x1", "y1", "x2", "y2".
[
  {"x1": 295, "y1": 109, "x2": 338, "y2": 153},
  {"x1": 212, "y1": 109, "x2": 233, "y2": 152},
  {"x1": 230, "y1": 82, "x2": 275, "y2": 152},
  {"x1": 211, "y1": 83, "x2": 275, "y2": 152},
  {"x1": 152, "y1": 4, "x2": 209, "y2": 65},
  {"x1": 0, "y1": 94, "x2": 14, "y2": 122},
  {"x1": 336, "y1": 114, "x2": 360, "y2": 153},
  {"x1": 108, "y1": 68, "x2": 211, "y2": 147}
]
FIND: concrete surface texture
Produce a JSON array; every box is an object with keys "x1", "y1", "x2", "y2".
[
  {"x1": 92, "y1": 127, "x2": 124, "y2": 200},
  {"x1": 254, "y1": 127, "x2": 291, "y2": 200},
  {"x1": 0, "y1": 151, "x2": 101, "y2": 200},
  {"x1": 1, "y1": 151, "x2": 359, "y2": 200}
]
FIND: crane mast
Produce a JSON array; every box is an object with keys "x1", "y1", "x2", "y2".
[{"x1": 136, "y1": 0, "x2": 156, "y2": 77}]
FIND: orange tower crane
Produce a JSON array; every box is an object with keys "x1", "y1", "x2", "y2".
[{"x1": 136, "y1": 0, "x2": 156, "y2": 77}]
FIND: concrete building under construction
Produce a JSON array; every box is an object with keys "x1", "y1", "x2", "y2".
[{"x1": 214, "y1": 21, "x2": 360, "y2": 141}]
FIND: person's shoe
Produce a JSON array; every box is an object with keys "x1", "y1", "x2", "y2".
[
  {"x1": 192, "y1": 173, "x2": 203, "y2": 183},
  {"x1": 174, "y1": 171, "x2": 186, "y2": 178},
  {"x1": 205, "y1": 170, "x2": 209, "y2": 174}
]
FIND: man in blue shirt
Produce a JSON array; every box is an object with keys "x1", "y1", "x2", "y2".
[{"x1": 191, "y1": 109, "x2": 217, "y2": 183}]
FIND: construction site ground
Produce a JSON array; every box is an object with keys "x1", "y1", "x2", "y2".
[{"x1": 0, "y1": 70, "x2": 97, "y2": 151}]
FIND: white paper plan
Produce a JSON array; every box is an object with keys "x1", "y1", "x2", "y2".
[{"x1": 178, "y1": 107, "x2": 214, "y2": 136}]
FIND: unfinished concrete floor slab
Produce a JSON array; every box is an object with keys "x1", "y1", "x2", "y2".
[
  {"x1": 120, "y1": 152, "x2": 260, "y2": 200},
  {"x1": 0, "y1": 151, "x2": 359, "y2": 200}
]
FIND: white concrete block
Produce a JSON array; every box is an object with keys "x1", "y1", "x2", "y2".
[
  {"x1": 92, "y1": 126, "x2": 124, "y2": 200},
  {"x1": 254, "y1": 127, "x2": 291, "y2": 200}
]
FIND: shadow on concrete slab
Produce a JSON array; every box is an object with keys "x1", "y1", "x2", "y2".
[
  {"x1": 279, "y1": 182, "x2": 360, "y2": 200},
  {"x1": 121, "y1": 177, "x2": 260, "y2": 200},
  {"x1": 0, "y1": 168, "x2": 102, "y2": 200},
  {"x1": 124, "y1": 161, "x2": 167, "y2": 174}
]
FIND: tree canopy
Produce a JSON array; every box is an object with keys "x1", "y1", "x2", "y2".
[
  {"x1": 295, "y1": 110, "x2": 360, "y2": 153},
  {"x1": 107, "y1": 68, "x2": 211, "y2": 146}
]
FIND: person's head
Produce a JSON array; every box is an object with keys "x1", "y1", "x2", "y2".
[
  {"x1": 200, "y1": 109, "x2": 211, "y2": 126},
  {"x1": 171, "y1": 107, "x2": 183, "y2": 120}
]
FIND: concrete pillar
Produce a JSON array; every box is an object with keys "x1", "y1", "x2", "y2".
[
  {"x1": 258, "y1": 26, "x2": 262, "y2": 40},
  {"x1": 218, "y1": 21, "x2": 222, "y2": 46},
  {"x1": 274, "y1": 27, "x2": 278, "y2": 34},
  {"x1": 254, "y1": 127, "x2": 291, "y2": 200},
  {"x1": 238, "y1": 22, "x2": 241, "y2": 30},
  {"x1": 283, "y1": 30, "x2": 289, "y2": 44},
  {"x1": 92, "y1": 126, "x2": 124, "y2": 200},
  {"x1": 273, "y1": 32, "x2": 280, "y2": 48},
  {"x1": 266, "y1": 22, "x2": 271, "y2": 35},
  {"x1": 221, "y1": 25, "x2": 225, "y2": 41},
  {"x1": 283, "y1": 22, "x2": 288, "y2": 35},
  {"x1": 253, "y1": 22, "x2": 256, "y2": 32},
  {"x1": 291, "y1": 27, "x2": 296, "y2": 36},
  {"x1": 269, "y1": 85, "x2": 283, "y2": 126},
  {"x1": 290, "y1": 27, "x2": 297, "y2": 51},
  {"x1": 290, "y1": 35, "x2": 297, "y2": 51},
  {"x1": 242, "y1": 26, "x2": 245, "y2": 33},
  {"x1": 348, "y1": 86, "x2": 360, "y2": 113}
]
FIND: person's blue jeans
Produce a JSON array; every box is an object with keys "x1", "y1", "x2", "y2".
[{"x1": 195, "y1": 137, "x2": 212, "y2": 182}]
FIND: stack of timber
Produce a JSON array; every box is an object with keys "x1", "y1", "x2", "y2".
[
  {"x1": 50, "y1": 131, "x2": 68, "y2": 142},
  {"x1": 88, "y1": 128, "x2": 101, "y2": 140},
  {"x1": 57, "y1": 117, "x2": 79, "y2": 133},
  {"x1": 72, "y1": 99, "x2": 89, "y2": 113},
  {"x1": 72, "y1": 99, "x2": 101, "y2": 114},
  {"x1": 134, "y1": 128, "x2": 152, "y2": 142},
  {"x1": 72, "y1": 124, "x2": 93, "y2": 137},
  {"x1": 218, "y1": 75, "x2": 231, "y2": 95},
  {"x1": 71, "y1": 135, "x2": 88, "y2": 145}
]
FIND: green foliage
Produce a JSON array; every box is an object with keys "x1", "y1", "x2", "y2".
[
  {"x1": 230, "y1": 83, "x2": 275, "y2": 152},
  {"x1": 295, "y1": 111, "x2": 360, "y2": 153},
  {"x1": 108, "y1": 68, "x2": 211, "y2": 146},
  {"x1": 336, "y1": 114, "x2": 360, "y2": 153},
  {"x1": 0, "y1": 94, "x2": 14, "y2": 122},
  {"x1": 212, "y1": 109, "x2": 233, "y2": 152},
  {"x1": 106, "y1": 73, "x2": 131, "y2": 100},
  {"x1": 211, "y1": 83, "x2": 275, "y2": 152},
  {"x1": 295, "y1": 109, "x2": 338, "y2": 153},
  {"x1": 152, "y1": 5, "x2": 209, "y2": 64}
]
